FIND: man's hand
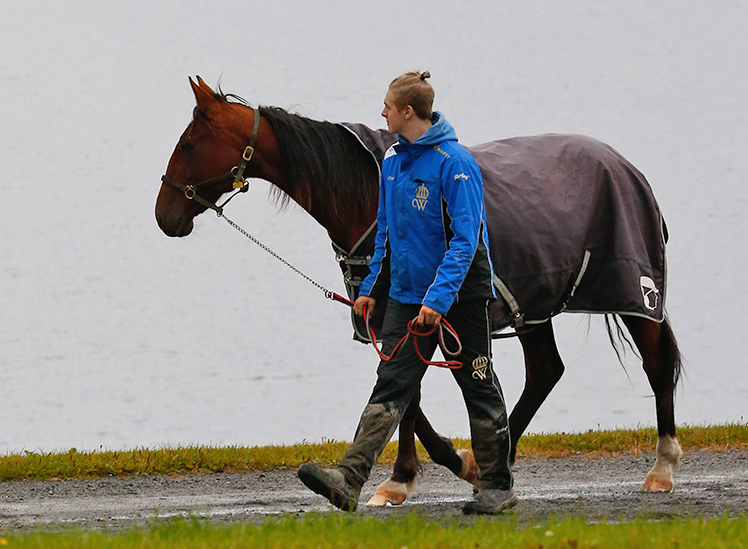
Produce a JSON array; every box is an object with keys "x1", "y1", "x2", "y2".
[
  {"x1": 417, "y1": 305, "x2": 442, "y2": 327},
  {"x1": 354, "y1": 296, "x2": 376, "y2": 318}
]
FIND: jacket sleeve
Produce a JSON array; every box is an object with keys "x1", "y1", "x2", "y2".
[
  {"x1": 422, "y1": 154, "x2": 484, "y2": 314},
  {"x1": 359, "y1": 174, "x2": 390, "y2": 301}
]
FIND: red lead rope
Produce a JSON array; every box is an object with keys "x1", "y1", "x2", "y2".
[{"x1": 331, "y1": 293, "x2": 463, "y2": 369}]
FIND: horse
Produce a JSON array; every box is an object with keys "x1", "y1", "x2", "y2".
[{"x1": 155, "y1": 76, "x2": 683, "y2": 505}]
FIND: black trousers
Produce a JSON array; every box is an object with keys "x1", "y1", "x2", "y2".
[{"x1": 338, "y1": 298, "x2": 513, "y2": 491}]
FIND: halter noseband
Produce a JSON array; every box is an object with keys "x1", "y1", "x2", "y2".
[{"x1": 160, "y1": 106, "x2": 261, "y2": 215}]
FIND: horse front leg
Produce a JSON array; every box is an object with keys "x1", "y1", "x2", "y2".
[
  {"x1": 621, "y1": 315, "x2": 683, "y2": 492},
  {"x1": 366, "y1": 390, "x2": 481, "y2": 506},
  {"x1": 509, "y1": 320, "x2": 566, "y2": 463},
  {"x1": 366, "y1": 390, "x2": 421, "y2": 506}
]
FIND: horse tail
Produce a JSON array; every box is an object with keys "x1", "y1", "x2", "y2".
[
  {"x1": 604, "y1": 313, "x2": 684, "y2": 390},
  {"x1": 660, "y1": 315, "x2": 684, "y2": 389},
  {"x1": 604, "y1": 314, "x2": 637, "y2": 366}
]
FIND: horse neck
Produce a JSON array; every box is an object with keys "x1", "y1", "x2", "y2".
[{"x1": 243, "y1": 105, "x2": 379, "y2": 253}]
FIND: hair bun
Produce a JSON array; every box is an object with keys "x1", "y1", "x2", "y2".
[{"x1": 420, "y1": 71, "x2": 431, "y2": 80}]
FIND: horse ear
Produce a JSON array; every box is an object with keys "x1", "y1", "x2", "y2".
[
  {"x1": 195, "y1": 75, "x2": 215, "y2": 94},
  {"x1": 189, "y1": 76, "x2": 219, "y2": 116}
]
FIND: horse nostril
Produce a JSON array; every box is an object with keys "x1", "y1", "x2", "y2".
[{"x1": 176, "y1": 216, "x2": 186, "y2": 236}]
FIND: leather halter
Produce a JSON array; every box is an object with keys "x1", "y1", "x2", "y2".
[{"x1": 160, "y1": 106, "x2": 261, "y2": 215}]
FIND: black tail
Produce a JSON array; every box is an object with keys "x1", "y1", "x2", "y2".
[
  {"x1": 605, "y1": 314, "x2": 639, "y2": 365},
  {"x1": 605, "y1": 314, "x2": 683, "y2": 389},
  {"x1": 660, "y1": 315, "x2": 683, "y2": 388}
]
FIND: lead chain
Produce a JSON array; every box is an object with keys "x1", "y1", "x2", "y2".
[{"x1": 218, "y1": 212, "x2": 335, "y2": 301}]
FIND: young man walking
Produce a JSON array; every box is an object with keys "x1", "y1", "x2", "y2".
[{"x1": 298, "y1": 71, "x2": 515, "y2": 515}]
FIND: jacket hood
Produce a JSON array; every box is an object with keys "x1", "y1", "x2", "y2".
[{"x1": 398, "y1": 112, "x2": 457, "y2": 147}]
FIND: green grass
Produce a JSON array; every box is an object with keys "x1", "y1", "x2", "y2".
[
  {"x1": 515, "y1": 422, "x2": 748, "y2": 459},
  {"x1": 1, "y1": 513, "x2": 748, "y2": 548},
  {"x1": 1, "y1": 423, "x2": 746, "y2": 482}
]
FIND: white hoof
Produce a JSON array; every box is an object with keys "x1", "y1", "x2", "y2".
[
  {"x1": 366, "y1": 478, "x2": 417, "y2": 506},
  {"x1": 457, "y1": 449, "x2": 481, "y2": 487},
  {"x1": 640, "y1": 434, "x2": 682, "y2": 493},
  {"x1": 641, "y1": 471, "x2": 674, "y2": 492}
]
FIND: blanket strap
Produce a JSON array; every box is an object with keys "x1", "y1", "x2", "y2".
[
  {"x1": 493, "y1": 275, "x2": 526, "y2": 329},
  {"x1": 332, "y1": 222, "x2": 378, "y2": 343}
]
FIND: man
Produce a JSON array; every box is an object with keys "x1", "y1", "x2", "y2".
[{"x1": 298, "y1": 71, "x2": 515, "y2": 515}]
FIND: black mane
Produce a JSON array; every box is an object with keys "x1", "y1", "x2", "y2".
[{"x1": 216, "y1": 91, "x2": 379, "y2": 222}]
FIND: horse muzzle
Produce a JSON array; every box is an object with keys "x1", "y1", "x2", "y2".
[{"x1": 155, "y1": 208, "x2": 194, "y2": 237}]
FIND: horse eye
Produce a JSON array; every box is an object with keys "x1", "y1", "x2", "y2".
[{"x1": 180, "y1": 141, "x2": 194, "y2": 153}]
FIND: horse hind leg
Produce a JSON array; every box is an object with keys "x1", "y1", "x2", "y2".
[
  {"x1": 413, "y1": 407, "x2": 481, "y2": 486},
  {"x1": 620, "y1": 315, "x2": 683, "y2": 492}
]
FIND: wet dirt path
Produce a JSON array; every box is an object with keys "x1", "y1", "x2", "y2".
[{"x1": 1, "y1": 449, "x2": 746, "y2": 529}]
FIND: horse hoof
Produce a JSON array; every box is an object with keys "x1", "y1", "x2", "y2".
[
  {"x1": 640, "y1": 473, "x2": 674, "y2": 492},
  {"x1": 366, "y1": 479, "x2": 416, "y2": 506},
  {"x1": 457, "y1": 449, "x2": 481, "y2": 487},
  {"x1": 640, "y1": 435, "x2": 681, "y2": 492}
]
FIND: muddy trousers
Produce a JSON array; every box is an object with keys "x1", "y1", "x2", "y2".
[{"x1": 338, "y1": 298, "x2": 513, "y2": 491}]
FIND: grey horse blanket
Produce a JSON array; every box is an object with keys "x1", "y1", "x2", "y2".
[{"x1": 341, "y1": 124, "x2": 668, "y2": 336}]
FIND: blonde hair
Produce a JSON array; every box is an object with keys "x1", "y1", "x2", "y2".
[{"x1": 388, "y1": 70, "x2": 434, "y2": 120}]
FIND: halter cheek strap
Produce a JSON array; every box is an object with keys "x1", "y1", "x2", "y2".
[{"x1": 231, "y1": 106, "x2": 261, "y2": 190}]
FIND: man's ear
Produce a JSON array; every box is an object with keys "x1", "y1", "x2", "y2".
[{"x1": 403, "y1": 105, "x2": 415, "y2": 121}]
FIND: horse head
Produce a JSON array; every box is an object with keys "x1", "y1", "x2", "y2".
[
  {"x1": 155, "y1": 76, "x2": 259, "y2": 237},
  {"x1": 155, "y1": 77, "x2": 381, "y2": 251}
]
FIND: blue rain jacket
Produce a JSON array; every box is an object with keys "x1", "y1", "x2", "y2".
[{"x1": 359, "y1": 112, "x2": 495, "y2": 315}]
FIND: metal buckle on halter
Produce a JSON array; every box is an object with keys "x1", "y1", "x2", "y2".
[
  {"x1": 242, "y1": 145, "x2": 255, "y2": 162},
  {"x1": 230, "y1": 166, "x2": 248, "y2": 190},
  {"x1": 184, "y1": 185, "x2": 196, "y2": 199}
]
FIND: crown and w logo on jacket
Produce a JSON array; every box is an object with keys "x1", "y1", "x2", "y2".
[{"x1": 412, "y1": 182, "x2": 429, "y2": 210}]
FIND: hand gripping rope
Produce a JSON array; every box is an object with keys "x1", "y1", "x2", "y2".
[{"x1": 363, "y1": 304, "x2": 463, "y2": 369}]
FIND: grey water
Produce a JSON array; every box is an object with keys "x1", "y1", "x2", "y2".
[{"x1": 1, "y1": 1, "x2": 746, "y2": 454}]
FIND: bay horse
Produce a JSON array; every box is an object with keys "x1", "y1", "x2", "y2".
[{"x1": 155, "y1": 77, "x2": 683, "y2": 505}]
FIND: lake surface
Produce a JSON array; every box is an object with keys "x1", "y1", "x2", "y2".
[{"x1": 1, "y1": 1, "x2": 746, "y2": 454}]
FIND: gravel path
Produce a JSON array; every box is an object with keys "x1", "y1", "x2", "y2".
[{"x1": 1, "y1": 449, "x2": 746, "y2": 530}]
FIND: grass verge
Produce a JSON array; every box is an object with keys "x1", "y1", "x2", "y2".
[
  {"x1": 1, "y1": 423, "x2": 746, "y2": 482},
  {"x1": 2, "y1": 513, "x2": 748, "y2": 548}
]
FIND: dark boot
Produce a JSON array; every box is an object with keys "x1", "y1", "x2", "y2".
[
  {"x1": 297, "y1": 463, "x2": 360, "y2": 512},
  {"x1": 462, "y1": 486, "x2": 518, "y2": 515}
]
